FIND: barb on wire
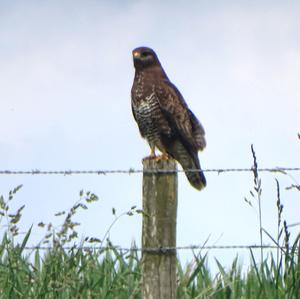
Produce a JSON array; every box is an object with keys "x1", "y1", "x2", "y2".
[{"x1": 0, "y1": 167, "x2": 299, "y2": 176}]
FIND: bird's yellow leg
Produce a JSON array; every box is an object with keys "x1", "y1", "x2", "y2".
[{"x1": 143, "y1": 146, "x2": 156, "y2": 160}]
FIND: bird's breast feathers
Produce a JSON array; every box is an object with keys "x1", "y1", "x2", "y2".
[{"x1": 133, "y1": 93, "x2": 157, "y2": 116}]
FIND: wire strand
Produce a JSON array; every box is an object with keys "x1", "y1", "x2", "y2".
[
  {"x1": 0, "y1": 167, "x2": 299, "y2": 175},
  {"x1": 22, "y1": 244, "x2": 294, "y2": 252}
]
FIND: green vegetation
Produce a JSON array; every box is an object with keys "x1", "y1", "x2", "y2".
[{"x1": 0, "y1": 185, "x2": 299, "y2": 299}]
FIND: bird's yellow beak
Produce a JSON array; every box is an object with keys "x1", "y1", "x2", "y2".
[{"x1": 133, "y1": 51, "x2": 140, "y2": 58}]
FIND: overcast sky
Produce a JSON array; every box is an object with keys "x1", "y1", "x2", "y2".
[{"x1": 0, "y1": 0, "x2": 299, "y2": 269}]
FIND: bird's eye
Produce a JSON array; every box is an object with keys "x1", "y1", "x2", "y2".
[{"x1": 141, "y1": 51, "x2": 151, "y2": 57}]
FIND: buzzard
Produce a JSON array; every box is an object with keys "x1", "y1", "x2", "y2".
[{"x1": 131, "y1": 46, "x2": 206, "y2": 190}]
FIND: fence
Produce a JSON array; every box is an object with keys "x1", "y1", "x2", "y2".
[{"x1": 1, "y1": 167, "x2": 300, "y2": 175}]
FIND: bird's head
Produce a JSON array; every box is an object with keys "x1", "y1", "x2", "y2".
[{"x1": 132, "y1": 47, "x2": 160, "y2": 70}]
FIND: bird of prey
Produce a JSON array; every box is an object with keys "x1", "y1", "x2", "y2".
[{"x1": 131, "y1": 46, "x2": 206, "y2": 190}]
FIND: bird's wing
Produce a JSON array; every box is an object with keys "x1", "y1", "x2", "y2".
[
  {"x1": 187, "y1": 108, "x2": 206, "y2": 151},
  {"x1": 155, "y1": 80, "x2": 204, "y2": 152}
]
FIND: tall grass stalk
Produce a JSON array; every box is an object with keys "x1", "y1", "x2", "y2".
[{"x1": 251, "y1": 145, "x2": 264, "y2": 264}]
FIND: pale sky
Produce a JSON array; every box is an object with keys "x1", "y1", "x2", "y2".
[{"x1": 0, "y1": 0, "x2": 299, "y2": 269}]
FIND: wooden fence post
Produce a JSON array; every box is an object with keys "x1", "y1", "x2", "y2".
[{"x1": 141, "y1": 158, "x2": 178, "y2": 299}]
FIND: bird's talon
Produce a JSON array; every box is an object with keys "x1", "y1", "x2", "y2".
[
  {"x1": 154, "y1": 154, "x2": 169, "y2": 162},
  {"x1": 142, "y1": 154, "x2": 156, "y2": 161}
]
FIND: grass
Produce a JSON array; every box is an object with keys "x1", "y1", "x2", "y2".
[
  {"x1": 0, "y1": 235, "x2": 141, "y2": 298},
  {"x1": 0, "y1": 229, "x2": 299, "y2": 298},
  {"x1": 0, "y1": 147, "x2": 299, "y2": 298}
]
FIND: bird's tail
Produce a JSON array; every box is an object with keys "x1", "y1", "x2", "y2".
[
  {"x1": 167, "y1": 142, "x2": 206, "y2": 190},
  {"x1": 183, "y1": 154, "x2": 206, "y2": 191}
]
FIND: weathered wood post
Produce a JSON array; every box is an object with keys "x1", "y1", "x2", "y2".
[{"x1": 141, "y1": 158, "x2": 178, "y2": 299}]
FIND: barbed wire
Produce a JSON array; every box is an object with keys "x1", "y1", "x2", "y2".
[
  {"x1": 22, "y1": 244, "x2": 296, "y2": 252},
  {"x1": 0, "y1": 167, "x2": 299, "y2": 176}
]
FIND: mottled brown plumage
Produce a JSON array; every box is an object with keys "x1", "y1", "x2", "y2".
[{"x1": 131, "y1": 46, "x2": 206, "y2": 190}]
